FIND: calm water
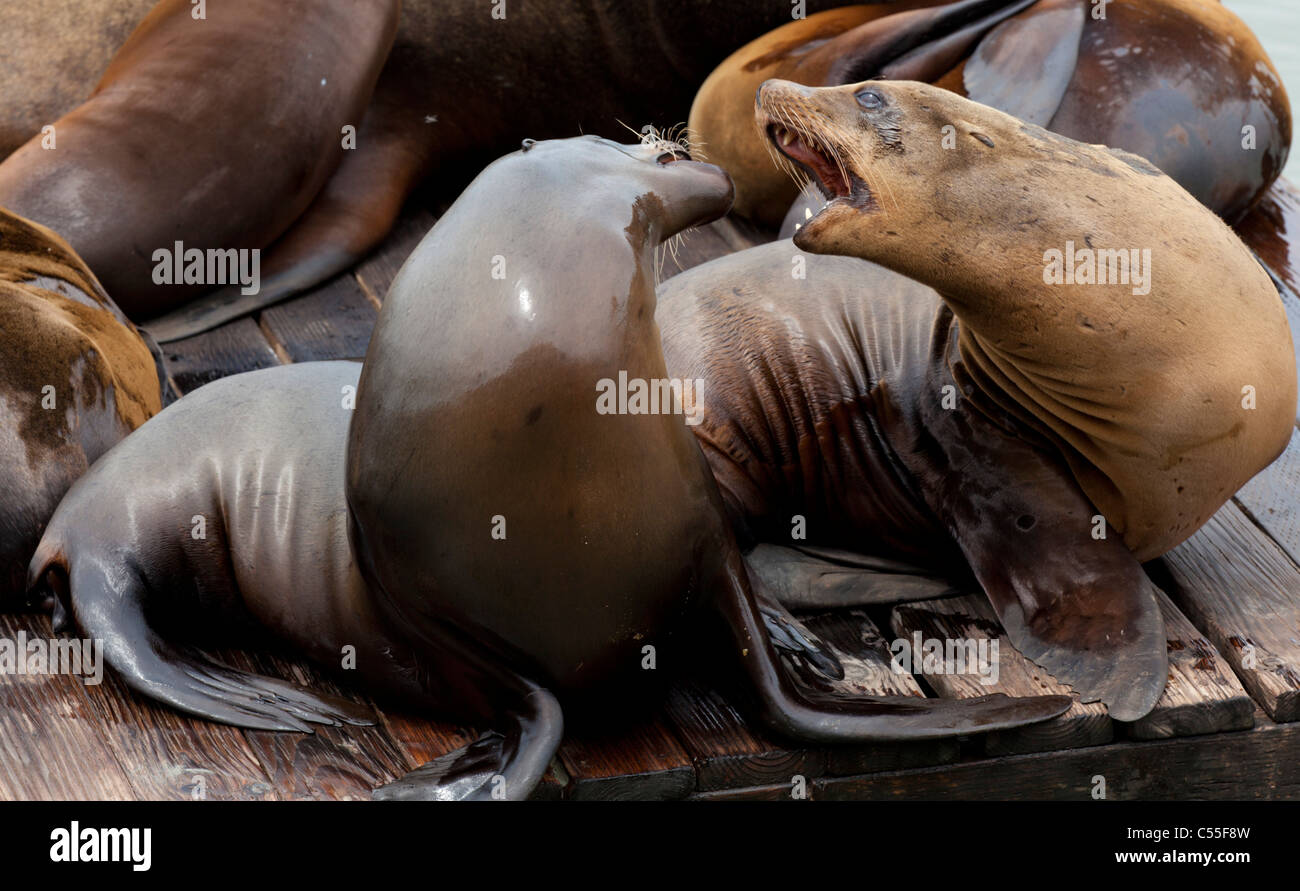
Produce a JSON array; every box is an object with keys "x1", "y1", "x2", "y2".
[{"x1": 1226, "y1": 0, "x2": 1299, "y2": 178}]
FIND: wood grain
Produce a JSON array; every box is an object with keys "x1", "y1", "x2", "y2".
[
  {"x1": 816, "y1": 713, "x2": 1300, "y2": 801},
  {"x1": 0, "y1": 613, "x2": 136, "y2": 800},
  {"x1": 1126, "y1": 589, "x2": 1256, "y2": 740},
  {"x1": 889, "y1": 594, "x2": 1111, "y2": 756},
  {"x1": 558, "y1": 717, "x2": 696, "y2": 801},
  {"x1": 691, "y1": 783, "x2": 808, "y2": 801},
  {"x1": 73, "y1": 654, "x2": 276, "y2": 800},
  {"x1": 160, "y1": 316, "x2": 283, "y2": 395},
  {"x1": 1235, "y1": 178, "x2": 1300, "y2": 425},
  {"x1": 663, "y1": 680, "x2": 822, "y2": 792},
  {"x1": 800, "y1": 610, "x2": 962, "y2": 774},
  {"x1": 259, "y1": 274, "x2": 377, "y2": 363},
  {"x1": 231, "y1": 650, "x2": 410, "y2": 801},
  {"x1": 1160, "y1": 502, "x2": 1300, "y2": 722},
  {"x1": 354, "y1": 208, "x2": 437, "y2": 304},
  {"x1": 1235, "y1": 428, "x2": 1300, "y2": 566}
]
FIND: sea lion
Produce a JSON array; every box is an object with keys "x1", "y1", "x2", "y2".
[
  {"x1": 690, "y1": 0, "x2": 1292, "y2": 225},
  {"x1": 130, "y1": 0, "x2": 869, "y2": 341},
  {"x1": 0, "y1": 206, "x2": 169, "y2": 599},
  {"x1": 0, "y1": 0, "x2": 401, "y2": 320},
  {"x1": 657, "y1": 79, "x2": 1296, "y2": 719},
  {"x1": 26, "y1": 139, "x2": 1070, "y2": 801}
]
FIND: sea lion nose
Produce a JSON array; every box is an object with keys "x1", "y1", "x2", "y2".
[{"x1": 756, "y1": 79, "x2": 815, "y2": 109}]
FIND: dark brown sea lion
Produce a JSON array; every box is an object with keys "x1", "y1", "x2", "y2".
[
  {"x1": 126, "y1": 0, "x2": 915, "y2": 341},
  {"x1": 0, "y1": 207, "x2": 168, "y2": 599},
  {"x1": 690, "y1": 0, "x2": 1291, "y2": 225},
  {"x1": 0, "y1": 0, "x2": 401, "y2": 321},
  {"x1": 2, "y1": 0, "x2": 865, "y2": 341},
  {"x1": 26, "y1": 139, "x2": 1070, "y2": 801},
  {"x1": 657, "y1": 79, "x2": 1296, "y2": 719}
]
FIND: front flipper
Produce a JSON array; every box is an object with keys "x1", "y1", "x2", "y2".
[
  {"x1": 915, "y1": 408, "x2": 1167, "y2": 721},
  {"x1": 746, "y1": 543, "x2": 962, "y2": 610},
  {"x1": 373, "y1": 688, "x2": 563, "y2": 802},
  {"x1": 716, "y1": 552, "x2": 1072, "y2": 743},
  {"x1": 962, "y1": 0, "x2": 1084, "y2": 127}
]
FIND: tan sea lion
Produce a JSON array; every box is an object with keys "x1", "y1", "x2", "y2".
[
  {"x1": 1, "y1": 207, "x2": 169, "y2": 598},
  {"x1": 689, "y1": 0, "x2": 1292, "y2": 224},
  {"x1": 27, "y1": 139, "x2": 1070, "y2": 801},
  {"x1": 657, "y1": 79, "x2": 1296, "y2": 719}
]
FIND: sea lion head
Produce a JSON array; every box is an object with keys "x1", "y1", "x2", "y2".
[
  {"x1": 506, "y1": 134, "x2": 735, "y2": 242},
  {"x1": 756, "y1": 78, "x2": 1031, "y2": 260}
]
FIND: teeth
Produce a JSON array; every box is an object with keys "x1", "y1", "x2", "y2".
[{"x1": 780, "y1": 128, "x2": 796, "y2": 147}]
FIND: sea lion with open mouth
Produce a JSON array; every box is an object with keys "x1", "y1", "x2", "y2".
[
  {"x1": 0, "y1": 207, "x2": 169, "y2": 599},
  {"x1": 26, "y1": 138, "x2": 1070, "y2": 801},
  {"x1": 657, "y1": 79, "x2": 1296, "y2": 720},
  {"x1": 690, "y1": 0, "x2": 1291, "y2": 225}
]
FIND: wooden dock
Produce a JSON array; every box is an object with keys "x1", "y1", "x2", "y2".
[{"x1": 4, "y1": 181, "x2": 1300, "y2": 801}]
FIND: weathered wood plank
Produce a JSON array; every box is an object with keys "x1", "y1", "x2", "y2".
[
  {"x1": 799, "y1": 611, "x2": 961, "y2": 774},
  {"x1": 1126, "y1": 589, "x2": 1256, "y2": 740},
  {"x1": 232, "y1": 650, "x2": 411, "y2": 801},
  {"x1": 1235, "y1": 178, "x2": 1300, "y2": 425},
  {"x1": 1235, "y1": 428, "x2": 1300, "y2": 566},
  {"x1": 0, "y1": 613, "x2": 136, "y2": 800},
  {"x1": 663, "y1": 681, "x2": 823, "y2": 792},
  {"x1": 889, "y1": 595, "x2": 1112, "y2": 756},
  {"x1": 355, "y1": 209, "x2": 437, "y2": 304},
  {"x1": 815, "y1": 713, "x2": 1300, "y2": 801},
  {"x1": 558, "y1": 718, "x2": 696, "y2": 801},
  {"x1": 160, "y1": 316, "x2": 283, "y2": 395},
  {"x1": 258, "y1": 274, "x2": 377, "y2": 363},
  {"x1": 690, "y1": 783, "x2": 806, "y2": 801},
  {"x1": 1160, "y1": 502, "x2": 1300, "y2": 722},
  {"x1": 74, "y1": 657, "x2": 277, "y2": 801}
]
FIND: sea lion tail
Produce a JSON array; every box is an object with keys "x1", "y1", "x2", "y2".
[{"x1": 25, "y1": 550, "x2": 375, "y2": 732}]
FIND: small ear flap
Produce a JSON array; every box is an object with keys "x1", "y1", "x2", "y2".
[{"x1": 963, "y1": 0, "x2": 1085, "y2": 126}]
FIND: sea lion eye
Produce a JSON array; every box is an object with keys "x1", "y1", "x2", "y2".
[{"x1": 855, "y1": 89, "x2": 884, "y2": 110}]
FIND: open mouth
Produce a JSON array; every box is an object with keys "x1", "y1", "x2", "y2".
[
  {"x1": 655, "y1": 149, "x2": 688, "y2": 165},
  {"x1": 766, "y1": 124, "x2": 852, "y2": 200}
]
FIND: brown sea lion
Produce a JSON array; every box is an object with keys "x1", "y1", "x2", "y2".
[
  {"x1": 657, "y1": 79, "x2": 1296, "y2": 719},
  {"x1": 690, "y1": 0, "x2": 1292, "y2": 225},
  {"x1": 0, "y1": 0, "x2": 401, "y2": 321},
  {"x1": 0, "y1": 207, "x2": 169, "y2": 598},
  {"x1": 129, "y1": 0, "x2": 870, "y2": 341},
  {"x1": 27, "y1": 140, "x2": 1069, "y2": 802}
]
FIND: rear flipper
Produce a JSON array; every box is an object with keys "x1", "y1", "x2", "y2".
[
  {"x1": 746, "y1": 543, "x2": 962, "y2": 610},
  {"x1": 373, "y1": 688, "x2": 563, "y2": 802},
  {"x1": 717, "y1": 552, "x2": 1072, "y2": 743},
  {"x1": 30, "y1": 557, "x2": 374, "y2": 732}
]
